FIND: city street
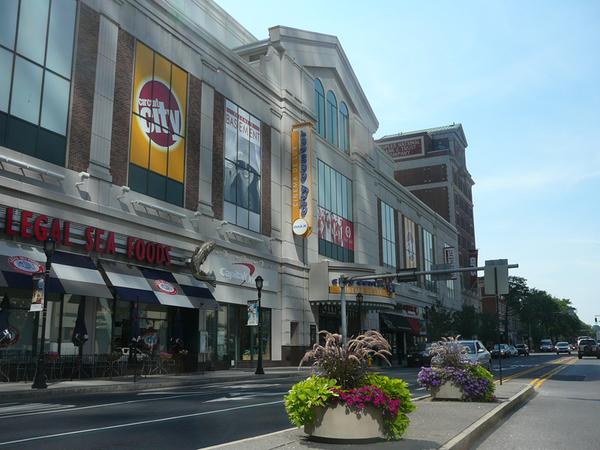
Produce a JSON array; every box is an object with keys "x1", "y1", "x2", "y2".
[
  {"x1": 476, "y1": 357, "x2": 600, "y2": 449},
  {"x1": 0, "y1": 354, "x2": 571, "y2": 450}
]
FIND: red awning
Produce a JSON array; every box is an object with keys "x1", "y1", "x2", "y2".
[{"x1": 407, "y1": 317, "x2": 420, "y2": 334}]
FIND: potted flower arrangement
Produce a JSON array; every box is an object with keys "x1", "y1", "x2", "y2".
[
  {"x1": 284, "y1": 331, "x2": 415, "y2": 441},
  {"x1": 417, "y1": 336, "x2": 495, "y2": 402}
]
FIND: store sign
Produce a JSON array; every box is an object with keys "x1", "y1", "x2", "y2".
[
  {"x1": 137, "y1": 80, "x2": 183, "y2": 147},
  {"x1": 3, "y1": 207, "x2": 172, "y2": 267},
  {"x1": 9, "y1": 256, "x2": 43, "y2": 275},
  {"x1": 444, "y1": 246, "x2": 456, "y2": 266},
  {"x1": 154, "y1": 279, "x2": 177, "y2": 295},
  {"x1": 328, "y1": 277, "x2": 394, "y2": 299},
  {"x1": 291, "y1": 123, "x2": 313, "y2": 237},
  {"x1": 318, "y1": 207, "x2": 354, "y2": 250},
  {"x1": 206, "y1": 254, "x2": 277, "y2": 291},
  {"x1": 380, "y1": 136, "x2": 424, "y2": 160}
]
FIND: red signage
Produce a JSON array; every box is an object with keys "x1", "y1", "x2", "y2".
[
  {"x1": 4, "y1": 207, "x2": 171, "y2": 267},
  {"x1": 317, "y1": 207, "x2": 354, "y2": 250},
  {"x1": 137, "y1": 80, "x2": 182, "y2": 148}
]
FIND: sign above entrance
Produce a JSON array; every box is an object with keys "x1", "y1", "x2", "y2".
[{"x1": 291, "y1": 123, "x2": 313, "y2": 237}]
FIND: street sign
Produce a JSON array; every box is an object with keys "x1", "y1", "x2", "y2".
[{"x1": 484, "y1": 259, "x2": 509, "y2": 295}]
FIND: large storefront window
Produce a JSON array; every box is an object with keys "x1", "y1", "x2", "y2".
[
  {"x1": 380, "y1": 200, "x2": 396, "y2": 270},
  {"x1": 224, "y1": 99, "x2": 262, "y2": 232},
  {"x1": 317, "y1": 160, "x2": 354, "y2": 262},
  {"x1": 129, "y1": 41, "x2": 188, "y2": 206},
  {"x1": 0, "y1": 0, "x2": 76, "y2": 166},
  {"x1": 422, "y1": 229, "x2": 435, "y2": 292}
]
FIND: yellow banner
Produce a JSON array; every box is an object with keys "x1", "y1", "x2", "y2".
[
  {"x1": 291, "y1": 123, "x2": 313, "y2": 237},
  {"x1": 130, "y1": 41, "x2": 187, "y2": 183},
  {"x1": 329, "y1": 285, "x2": 394, "y2": 299}
]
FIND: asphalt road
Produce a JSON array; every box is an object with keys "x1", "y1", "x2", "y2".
[
  {"x1": 0, "y1": 354, "x2": 568, "y2": 450},
  {"x1": 475, "y1": 356, "x2": 600, "y2": 450}
]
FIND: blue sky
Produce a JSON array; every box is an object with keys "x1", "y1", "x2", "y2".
[{"x1": 216, "y1": 0, "x2": 600, "y2": 325}]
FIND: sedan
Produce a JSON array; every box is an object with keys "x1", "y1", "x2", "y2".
[
  {"x1": 459, "y1": 340, "x2": 492, "y2": 369},
  {"x1": 491, "y1": 344, "x2": 510, "y2": 359},
  {"x1": 508, "y1": 345, "x2": 519, "y2": 357},
  {"x1": 515, "y1": 344, "x2": 529, "y2": 356},
  {"x1": 555, "y1": 341, "x2": 571, "y2": 354}
]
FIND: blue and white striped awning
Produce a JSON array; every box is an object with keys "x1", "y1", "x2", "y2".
[
  {"x1": 100, "y1": 260, "x2": 217, "y2": 310},
  {"x1": 0, "y1": 241, "x2": 112, "y2": 298}
]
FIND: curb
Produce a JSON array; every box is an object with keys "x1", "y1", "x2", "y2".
[
  {"x1": 439, "y1": 384, "x2": 536, "y2": 450},
  {"x1": 0, "y1": 372, "x2": 306, "y2": 403}
]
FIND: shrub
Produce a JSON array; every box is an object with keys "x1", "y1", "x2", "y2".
[
  {"x1": 429, "y1": 335, "x2": 468, "y2": 368},
  {"x1": 417, "y1": 363, "x2": 495, "y2": 402},
  {"x1": 300, "y1": 330, "x2": 391, "y2": 389},
  {"x1": 285, "y1": 376, "x2": 339, "y2": 428}
]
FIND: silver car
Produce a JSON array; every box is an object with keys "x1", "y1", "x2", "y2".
[{"x1": 459, "y1": 340, "x2": 492, "y2": 369}]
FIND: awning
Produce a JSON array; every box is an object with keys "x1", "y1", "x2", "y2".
[
  {"x1": 172, "y1": 272, "x2": 218, "y2": 310},
  {"x1": 100, "y1": 260, "x2": 217, "y2": 310},
  {"x1": 0, "y1": 241, "x2": 111, "y2": 298},
  {"x1": 380, "y1": 313, "x2": 412, "y2": 332}
]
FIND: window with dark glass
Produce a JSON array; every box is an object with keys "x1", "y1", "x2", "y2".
[
  {"x1": 0, "y1": 0, "x2": 76, "y2": 166},
  {"x1": 423, "y1": 229, "x2": 435, "y2": 291},
  {"x1": 314, "y1": 78, "x2": 325, "y2": 137},
  {"x1": 339, "y1": 101, "x2": 349, "y2": 152},
  {"x1": 224, "y1": 99, "x2": 262, "y2": 233},
  {"x1": 326, "y1": 91, "x2": 338, "y2": 146},
  {"x1": 318, "y1": 159, "x2": 353, "y2": 262},
  {"x1": 380, "y1": 200, "x2": 396, "y2": 270}
]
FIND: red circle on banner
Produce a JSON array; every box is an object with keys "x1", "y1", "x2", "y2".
[
  {"x1": 8, "y1": 256, "x2": 43, "y2": 275},
  {"x1": 154, "y1": 279, "x2": 177, "y2": 295},
  {"x1": 137, "y1": 80, "x2": 181, "y2": 147}
]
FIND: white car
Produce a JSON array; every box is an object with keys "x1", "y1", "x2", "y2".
[{"x1": 459, "y1": 340, "x2": 492, "y2": 369}]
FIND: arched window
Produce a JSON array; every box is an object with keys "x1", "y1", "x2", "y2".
[
  {"x1": 326, "y1": 90, "x2": 338, "y2": 146},
  {"x1": 314, "y1": 79, "x2": 325, "y2": 137},
  {"x1": 339, "y1": 102, "x2": 349, "y2": 152}
]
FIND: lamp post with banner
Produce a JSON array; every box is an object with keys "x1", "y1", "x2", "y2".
[
  {"x1": 356, "y1": 293, "x2": 364, "y2": 334},
  {"x1": 255, "y1": 276, "x2": 264, "y2": 375},
  {"x1": 32, "y1": 237, "x2": 56, "y2": 389}
]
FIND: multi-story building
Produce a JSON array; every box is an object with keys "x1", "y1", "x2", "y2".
[
  {"x1": 376, "y1": 125, "x2": 479, "y2": 310},
  {"x1": 0, "y1": 0, "x2": 465, "y2": 373}
]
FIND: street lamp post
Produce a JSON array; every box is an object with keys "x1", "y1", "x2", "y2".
[
  {"x1": 32, "y1": 237, "x2": 56, "y2": 389},
  {"x1": 356, "y1": 293, "x2": 363, "y2": 334},
  {"x1": 255, "y1": 276, "x2": 264, "y2": 375}
]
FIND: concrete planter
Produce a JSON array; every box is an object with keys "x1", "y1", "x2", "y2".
[
  {"x1": 304, "y1": 403, "x2": 386, "y2": 441},
  {"x1": 432, "y1": 381, "x2": 464, "y2": 400}
]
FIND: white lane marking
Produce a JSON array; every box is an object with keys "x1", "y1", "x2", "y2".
[
  {"x1": 0, "y1": 400, "x2": 285, "y2": 447},
  {"x1": 198, "y1": 427, "x2": 297, "y2": 450},
  {"x1": 204, "y1": 392, "x2": 289, "y2": 403},
  {"x1": 0, "y1": 403, "x2": 74, "y2": 415},
  {"x1": 0, "y1": 382, "x2": 287, "y2": 420}
]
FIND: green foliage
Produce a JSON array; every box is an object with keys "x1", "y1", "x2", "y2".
[
  {"x1": 465, "y1": 364, "x2": 495, "y2": 401},
  {"x1": 363, "y1": 374, "x2": 416, "y2": 439},
  {"x1": 284, "y1": 376, "x2": 339, "y2": 427},
  {"x1": 452, "y1": 305, "x2": 480, "y2": 340}
]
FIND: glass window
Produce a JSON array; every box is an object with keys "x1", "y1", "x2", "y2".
[
  {"x1": 339, "y1": 101, "x2": 349, "y2": 152},
  {"x1": 326, "y1": 90, "x2": 338, "y2": 146},
  {"x1": 0, "y1": 0, "x2": 19, "y2": 49},
  {"x1": 10, "y1": 56, "x2": 43, "y2": 124},
  {"x1": 318, "y1": 159, "x2": 353, "y2": 263},
  {"x1": 404, "y1": 216, "x2": 418, "y2": 269},
  {"x1": 16, "y1": 0, "x2": 49, "y2": 64},
  {"x1": 224, "y1": 99, "x2": 262, "y2": 233},
  {"x1": 422, "y1": 229, "x2": 435, "y2": 291},
  {"x1": 46, "y1": 0, "x2": 76, "y2": 78},
  {"x1": 40, "y1": 70, "x2": 70, "y2": 134},
  {"x1": 380, "y1": 201, "x2": 396, "y2": 269},
  {"x1": 314, "y1": 78, "x2": 325, "y2": 137},
  {"x1": 95, "y1": 298, "x2": 113, "y2": 355},
  {"x1": 0, "y1": 48, "x2": 12, "y2": 112}
]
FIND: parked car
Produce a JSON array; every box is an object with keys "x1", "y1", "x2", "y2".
[
  {"x1": 515, "y1": 344, "x2": 529, "y2": 356},
  {"x1": 491, "y1": 344, "x2": 510, "y2": 358},
  {"x1": 539, "y1": 339, "x2": 554, "y2": 352},
  {"x1": 507, "y1": 345, "x2": 519, "y2": 357},
  {"x1": 459, "y1": 340, "x2": 492, "y2": 369},
  {"x1": 407, "y1": 342, "x2": 433, "y2": 367},
  {"x1": 577, "y1": 339, "x2": 599, "y2": 359},
  {"x1": 555, "y1": 341, "x2": 571, "y2": 355}
]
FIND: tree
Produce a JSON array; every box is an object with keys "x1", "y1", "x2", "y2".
[
  {"x1": 426, "y1": 303, "x2": 454, "y2": 341},
  {"x1": 503, "y1": 276, "x2": 529, "y2": 342},
  {"x1": 452, "y1": 305, "x2": 480, "y2": 340}
]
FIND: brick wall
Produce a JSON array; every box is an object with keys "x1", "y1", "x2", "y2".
[
  {"x1": 211, "y1": 92, "x2": 224, "y2": 220},
  {"x1": 185, "y1": 75, "x2": 202, "y2": 210},
  {"x1": 260, "y1": 122, "x2": 271, "y2": 236},
  {"x1": 411, "y1": 186, "x2": 450, "y2": 221},
  {"x1": 67, "y1": 3, "x2": 99, "y2": 172},
  {"x1": 109, "y1": 29, "x2": 134, "y2": 187},
  {"x1": 394, "y1": 164, "x2": 447, "y2": 186}
]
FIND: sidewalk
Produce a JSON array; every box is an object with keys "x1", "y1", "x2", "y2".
[
  {"x1": 205, "y1": 381, "x2": 535, "y2": 450},
  {"x1": 0, "y1": 366, "x2": 311, "y2": 402}
]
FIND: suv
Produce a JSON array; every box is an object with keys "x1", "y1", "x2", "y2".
[
  {"x1": 515, "y1": 343, "x2": 529, "y2": 356},
  {"x1": 577, "y1": 339, "x2": 599, "y2": 359},
  {"x1": 539, "y1": 339, "x2": 553, "y2": 352}
]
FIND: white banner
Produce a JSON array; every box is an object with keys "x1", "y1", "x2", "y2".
[{"x1": 247, "y1": 300, "x2": 258, "y2": 326}]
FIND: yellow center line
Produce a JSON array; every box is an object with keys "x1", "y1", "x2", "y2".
[
  {"x1": 530, "y1": 356, "x2": 577, "y2": 389},
  {"x1": 496, "y1": 356, "x2": 573, "y2": 384}
]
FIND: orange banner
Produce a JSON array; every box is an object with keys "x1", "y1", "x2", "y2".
[{"x1": 291, "y1": 124, "x2": 313, "y2": 237}]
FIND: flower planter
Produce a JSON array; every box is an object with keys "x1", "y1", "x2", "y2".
[
  {"x1": 432, "y1": 381, "x2": 464, "y2": 400},
  {"x1": 304, "y1": 403, "x2": 386, "y2": 441}
]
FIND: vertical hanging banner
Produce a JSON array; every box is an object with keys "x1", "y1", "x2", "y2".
[
  {"x1": 247, "y1": 300, "x2": 258, "y2": 326},
  {"x1": 291, "y1": 123, "x2": 313, "y2": 237},
  {"x1": 30, "y1": 274, "x2": 44, "y2": 312},
  {"x1": 469, "y1": 249, "x2": 479, "y2": 288}
]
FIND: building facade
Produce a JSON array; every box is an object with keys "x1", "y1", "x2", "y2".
[
  {"x1": 376, "y1": 125, "x2": 479, "y2": 311},
  {"x1": 0, "y1": 0, "x2": 469, "y2": 373}
]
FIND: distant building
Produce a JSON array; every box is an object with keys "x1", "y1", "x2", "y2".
[{"x1": 376, "y1": 125, "x2": 479, "y2": 310}]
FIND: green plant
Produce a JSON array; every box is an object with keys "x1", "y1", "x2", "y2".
[
  {"x1": 284, "y1": 376, "x2": 339, "y2": 427},
  {"x1": 364, "y1": 374, "x2": 416, "y2": 439},
  {"x1": 300, "y1": 330, "x2": 391, "y2": 388},
  {"x1": 429, "y1": 335, "x2": 468, "y2": 368},
  {"x1": 465, "y1": 363, "x2": 495, "y2": 401}
]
